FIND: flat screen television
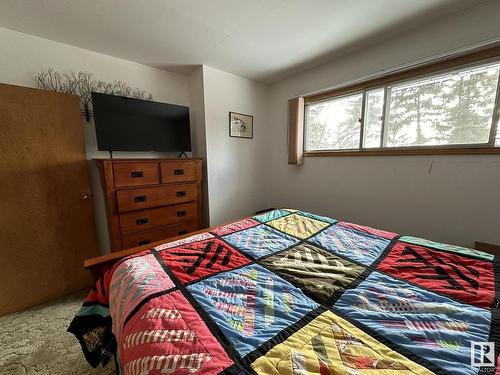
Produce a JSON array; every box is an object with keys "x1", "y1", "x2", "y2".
[{"x1": 92, "y1": 92, "x2": 191, "y2": 152}]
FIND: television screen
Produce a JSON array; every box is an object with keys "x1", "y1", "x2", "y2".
[{"x1": 92, "y1": 92, "x2": 191, "y2": 152}]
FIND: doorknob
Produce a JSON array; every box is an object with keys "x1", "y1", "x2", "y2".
[{"x1": 80, "y1": 192, "x2": 89, "y2": 200}]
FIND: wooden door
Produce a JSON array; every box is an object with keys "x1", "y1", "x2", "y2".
[{"x1": 0, "y1": 84, "x2": 99, "y2": 316}]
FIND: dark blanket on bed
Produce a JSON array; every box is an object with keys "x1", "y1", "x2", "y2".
[{"x1": 69, "y1": 209, "x2": 500, "y2": 375}]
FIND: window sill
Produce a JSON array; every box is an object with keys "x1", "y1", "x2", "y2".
[{"x1": 303, "y1": 147, "x2": 500, "y2": 157}]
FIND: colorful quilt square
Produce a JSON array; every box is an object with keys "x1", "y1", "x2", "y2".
[
  {"x1": 334, "y1": 271, "x2": 492, "y2": 375},
  {"x1": 377, "y1": 241, "x2": 495, "y2": 308},
  {"x1": 222, "y1": 225, "x2": 299, "y2": 260},
  {"x1": 259, "y1": 243, "x2": 365, "y2": 304},
  {"x1": 309, "y1": 225, "x2": 391, "y2": 266},
  {"x1": 120, "y1": 290, "x2": 233, "y2": 375},
  {"x1": 338, "y1": 221, "x2": 398, "y2": 239},
  {"x1": 157, "y1": 238, "x2": 252, "y2": 284},
  {"x1": 267, "y1": 213, "x2": 330, "y2": 239},
  {"x1": 251, "y1": 310, "x2": 433, "y2": 375},
  {"x1": 400, "y1": 236, "x2": 494, "y2": 261},
  {"x1": 211, "y1": 218, "x2": 260, "y2": 236},
  {"x1": 187, "y1": 264, "x2": 319, "y2": 357},
  {"x1": 109, "y1": 253, "x2": 176, "y2": 344},
  {"x1": 253, "y1": 209, "x2": 292, "y2": 223},
  {"x1": 154, "y1": 232, "x2": 215, "y2": 251}
]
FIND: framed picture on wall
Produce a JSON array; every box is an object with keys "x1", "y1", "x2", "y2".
[{"x1": 229, "y1": 112, "x2": 253, "y2": 139}]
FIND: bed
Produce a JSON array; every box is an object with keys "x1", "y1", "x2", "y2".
[{"x1": 69, "y1": 208, "x2": 499, "y2": 375}]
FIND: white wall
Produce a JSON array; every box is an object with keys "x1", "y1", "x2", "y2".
[
  {"x1": 188, "y1": 67, "x2": 210, "y2": 226},
  {"x1": 0, "y1": 27, "x2": 271, "y2": 250},
  {"x1": 267, "y1": 0, "x2": 500, "y2": 248},
  {"x1": 0, "y1": 27, "x2": 190, "y2": 253},
  {"x1": 202, "y1": 65, "x2": 270, "y2": 225},
  {"x1": 3, "y1": 0, "x2": 500, "y2": 251}
]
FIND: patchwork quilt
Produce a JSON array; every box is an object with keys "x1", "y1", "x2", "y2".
[{"x1": 68, "y1": 209, "x2": 500, "y2": 375}]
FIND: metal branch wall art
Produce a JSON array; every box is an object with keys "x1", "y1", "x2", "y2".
[{"x1": 34, "y1": 69, "x2": 154, "y2": 121}]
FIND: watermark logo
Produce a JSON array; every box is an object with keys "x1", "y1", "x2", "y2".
[{"x1": 471, "y1": 341, "x2": 495, "y2": 369}]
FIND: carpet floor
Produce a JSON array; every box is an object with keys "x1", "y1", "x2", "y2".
[{"x1": 0, "y1": 290, "x2": 115, "y2": 375}]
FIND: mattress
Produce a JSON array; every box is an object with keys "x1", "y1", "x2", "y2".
[{"x1": 69, "y1": 208, "x2": 499, "y2": 375}]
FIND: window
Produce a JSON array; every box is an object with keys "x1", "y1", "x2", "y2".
[
  {"x1": 305, "y1": 93, "x2": 362, "y2": 151},
  {"x1": 304, "y1": 59, "x2": 500, "y2": 153}
]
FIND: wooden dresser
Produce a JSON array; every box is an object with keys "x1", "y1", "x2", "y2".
[{"x1": 96, "y1": 158, "x2": 203, "y2": 252}]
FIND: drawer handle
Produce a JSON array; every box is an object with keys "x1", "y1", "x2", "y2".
[
  {"x1": 134, "y1": 195, "x2": 147, "y2": 203},
  {"x1": 178, "y1": 230, "x2": 188, "y2": 235},
  {"x1": 131, "y1": 171, "x2": 144, "y2": 178},
  {"x1": 136, "y1": 218, "x2": 149, "y2": 225},
  {"x1": 176, "y1": 191, "x2": 186, "y2": 197},
  {"x1": 138, "y1": 239, "x2": 150, "y2": 246},
  {"x1": 177, "y1": 210, "x2": 187, "y2": 217},
  {"x1": 174, "y1": 169, "x2": 184, "y2": 175}
]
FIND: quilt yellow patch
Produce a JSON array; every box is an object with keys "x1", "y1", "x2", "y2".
[
  {"x1": 267, "y1": 214, "x2": 329, "y2": 239},
  {"x1": 251, "y1": 310, "x2": 434, "y2": 375}
]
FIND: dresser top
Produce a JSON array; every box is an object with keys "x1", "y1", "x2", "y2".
[{"x1": 95, "y1": 158, "x2": 203, "y2": 163}]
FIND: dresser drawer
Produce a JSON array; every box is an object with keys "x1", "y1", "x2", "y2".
[
  {"x1": 116, "y1": 183, "x2": 197, "y2": 212},
  {"x1": 121, "y1": 221, "x2": 198, "y2": 249},
  {"x1": 119, "y1": 202, "x2": 197, "y2": 234},
  {"x1": 113, "y1": 162, "x2": 159, "y2": 188},
  {"x1": 161, "y1": 161, "x2": 200, "y2": 183}
]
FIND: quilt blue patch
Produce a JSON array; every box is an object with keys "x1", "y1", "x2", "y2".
[
  {"x1": 308, "y1": 225, "x2": 390, "y2": 266},
  {"x1": 334, "y1": 271, "x2": 492, "y2": 375},
  {"x1": 222, "y1": 224, "x2": 299, "y2": 259},
  {"x1": 253, "y1": 209, "x2": 291, "y2": 223},
  {"x1": 187, "y1": 263, "x2": 318, "y2": 356}
]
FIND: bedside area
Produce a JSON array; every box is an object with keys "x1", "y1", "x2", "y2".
[{"x1": 96, "y1": 158, "x2": 203, "y2": 252}]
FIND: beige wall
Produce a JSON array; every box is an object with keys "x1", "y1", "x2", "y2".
[{"x1": 266, "y1": 0, "x2": 500, "y2": 247}]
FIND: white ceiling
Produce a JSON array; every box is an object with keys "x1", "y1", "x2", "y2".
[{"x1": 0, "y1": 0, "x2": 482, "y2": 83}]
